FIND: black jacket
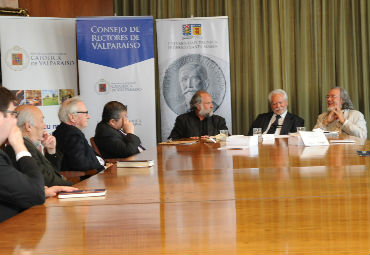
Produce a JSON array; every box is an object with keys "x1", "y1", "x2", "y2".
[
  {"x1": 168, "y1": 111, "x2": 228, "y2": 139},
  {"x1": 53, "y1": 122, "x2": 104, "y2": 172},
  {"x1": 247, "y1": 112, "x2": 304, "y2": 136},
  {"x1": 4, "y1": 138, "x2": 72, "y2": 186},
  {"x1": 94, "y1": 121, "x2": 141, "y2": 159},
  {"x1": 0, "y1": 150, "x2": 45, "y2": 222}
]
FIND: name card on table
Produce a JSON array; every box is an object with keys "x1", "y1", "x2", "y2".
[{"x1": 299, "y1": 131, "x2": 329, "y2": 146}]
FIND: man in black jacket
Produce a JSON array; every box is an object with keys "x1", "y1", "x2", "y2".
[
  {"x1": 0, "y1": 87, "x2": 75, "y2": 222},
  {"x1": 247, "y1": 89, "x2": 304, "y2": 136},
  {"x1": 53, "y1": 97, "x2": 105, "y2": 172},
  {"x1": 5, "y1": 105, "x2": 71, "y2": 186},
  {"x1": 95, "y1": 101, "x2": 143, "y2": 159},
  {"x1": 168, "y1": 90, "x2": 228, "y2": 140}
]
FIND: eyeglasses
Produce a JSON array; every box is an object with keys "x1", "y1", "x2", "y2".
[
  {"x1": 76, "y1": 111, "x2": 89, "y2": 115},
  {"x1": 326, "y1": 95, "x2": 340, "y2": 99},
  {"x1": 4, "y1": 110, "x2": 19, "y2": 118}
]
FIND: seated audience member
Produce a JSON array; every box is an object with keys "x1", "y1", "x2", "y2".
[
  {"x1": 94, "y1": 101, "x2": 143, "y2": 159},
  {"x1": 313, "y1": 87, "x2": 367, "y2": 139},
  {"x1": 0, "y1": 87, "x2": 76, "y2": 222},
  {"x1": 53, "y1": 97, "x2": 105, "y2": 172},
  {"x1": 248, "y1": 89, "x2": 304, "y2": 135},
  {"x1": 5, "y1": 105, "x2": 72, "y2": 186},
  {"x1": 168, "y1": 90, "x2": 228, "y2": 139}
]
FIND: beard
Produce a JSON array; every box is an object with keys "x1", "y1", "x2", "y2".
[
  {"x1": 199, "y1": 105, "x2": 213, "y2": 118},
  {"x1": 327, "y1": 106, "x2": 335, "y2": 112}
]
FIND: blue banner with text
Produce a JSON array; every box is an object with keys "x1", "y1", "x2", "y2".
[{"x1": 77, "y1": 17, "x2": 154, "y2": 69}]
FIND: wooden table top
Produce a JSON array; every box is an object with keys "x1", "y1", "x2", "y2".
[{"x1": 0, "y1": 136, "x2": 369, "y2": 254}]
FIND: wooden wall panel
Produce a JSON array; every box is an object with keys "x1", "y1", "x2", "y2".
[{"x1": 18, "y1": 0, "x2": 113, "y2": 17}]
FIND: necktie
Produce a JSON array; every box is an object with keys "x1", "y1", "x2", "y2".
[{"x1": 267, "y1": 115, "x2": 281, "y2": 134}]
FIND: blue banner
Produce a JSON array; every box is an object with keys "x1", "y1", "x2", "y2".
[
  {"x1": 77, "y1": 17, "x2": 154, "y2": 69},
  {"x1": 77, "y1": 17, "x2": 157, "y2": 149}
]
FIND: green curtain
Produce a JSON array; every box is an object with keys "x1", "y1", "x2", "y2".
[{"x1": 114, "y1": 0, "x2": 370, "y2": 140}]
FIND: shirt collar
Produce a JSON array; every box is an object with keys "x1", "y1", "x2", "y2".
[{"x1": 273, "y1": 110, "x2": 288, "y2": 119}]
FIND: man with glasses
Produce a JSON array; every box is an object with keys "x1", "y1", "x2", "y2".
[
  {"x1": 248, "y1": 89, "x2": 304, "y2": 136},
  {"x1": 313, "y1": 87, "x2": 367, "y2": 139},
  {"x1": 53, "y1": 97, "x2": 105, "y2": 172},
  {"x1": 0, "y1": 87, "x2": 76, "y2": 222},
  {"x1": 94, "y1": 101, "x2": 143, "y2": 159}
]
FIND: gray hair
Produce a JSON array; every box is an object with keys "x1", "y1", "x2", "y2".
[
  {"x1": 16, "y1": 106, "x2": 35, "y2": 129},
  {"x1": 268, "y1": 89, "x2": 288, "y2": 103},
  {"x1": 333, "y1": 87, "x2": 354, "y2": 110},
  {"x1": 189, "y1": 90, "x2": 206, "y2": 110},
  {"x1": 58, "y1": 96, "x2": 83, "y2": 123}
]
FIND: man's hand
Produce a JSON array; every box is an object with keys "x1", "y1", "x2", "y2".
[
  {"x1": 324, "y1": 108, "x2": 345, "y2": 125},
  {"x1": 45, "y1": 186, "x2": 78, "y2": 198},
  {"x1": 8, "y1": 126, "x2": 27, "y2": 154},
  {"x1": 41, "y1": 132, "x2": 57, "y2": 154},
  {"x1": 332, "y1": 108, "x2": 345, "y2": 124},
  {"x1": 122, "y1": 117, "x2": 135, "y2": 134}
]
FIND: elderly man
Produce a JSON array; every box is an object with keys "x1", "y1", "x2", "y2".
[
  {"x1": 4, "y1": 105, "x2": 72, "y2": 186},
  {"x1": 313, "y1": 87, "x2": 367, "y2": 139},
  {"x1": 53, "y1": 97, "x2": 105, "y2": 172},
  {"x1": 94, "y1": 101, "x2": 143, "y2": 159},
  {"x1": 168, "y1": 90, "x2": 228, "y2": 139},
  {"x1": 248, "y1": 89, "x2": 304, "y2": 135},
  {"x1": 0, "y1": 87, "x2": 76, "y2": 222},
  {"x1": 179, "y1": 63, "x2": 208, "y2": 110}
]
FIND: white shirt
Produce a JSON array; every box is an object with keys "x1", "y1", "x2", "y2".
[{"x1": 263, "y1": 110, "x2": 288, "y2": 135}]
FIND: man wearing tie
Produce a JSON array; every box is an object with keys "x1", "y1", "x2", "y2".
[
  {"x1": 94, "y1": 101, "x2": 143, "y2": 159},
  {"x1": 248, "y1": 89, "x2": 304, "y2": 136}
]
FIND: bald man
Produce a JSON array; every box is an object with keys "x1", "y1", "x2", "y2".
[
  {"x1": 168, "y1": 90, "x2": 228, "y2": 139},
  {"x1": 5, "y1": 105, "x2": 72, "y2": 186}
]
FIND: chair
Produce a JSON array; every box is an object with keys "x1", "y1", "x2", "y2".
[{"x1": 90, "y1": 137, "x2": 101, "y2": 157}]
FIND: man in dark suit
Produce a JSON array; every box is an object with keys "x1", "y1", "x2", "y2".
[
  {"x1": 168, "y1": 90, "x2": 228, "y2": 140},
  {"x1": 0, "y1": 87, "x2": 76, "y2": 222},
  {"x1": 53, "y1": 97, "x2": 105, "y2": 172},
  {"x1": 5, "y1": 105, "x2": 71, "y2": 186},
  {"x1": 248, "y1": 89, "x2": 304, "y2": 136},
  {"x1": 94, "y1": 101, "x2": 143, "y2": 159}
]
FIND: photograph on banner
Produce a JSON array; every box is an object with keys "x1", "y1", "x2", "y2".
[
  {"x1": 0, "y1": 17, "x2": 78, "y2": 132},
  {"x1": 77, "y1": 17, "x2": 156, "y2": 149},
  {"x1": 157, "y1": 17, "x2": 232, "y2": 140}
]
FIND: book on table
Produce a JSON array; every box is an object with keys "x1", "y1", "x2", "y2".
[
  {"x1": 58, "y1": 189, "x2": 106, "y2": 199},
  {"x1": 116, "y1": 160, "x2": 154, "y2": 168}
]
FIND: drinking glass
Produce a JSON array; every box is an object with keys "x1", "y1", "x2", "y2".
[
  {"x1": 253, "y1": 128, "x2": 262, "y2": 136},
  {"x1": 219, "y1": 130, "x2": 229, "y2": 141}
]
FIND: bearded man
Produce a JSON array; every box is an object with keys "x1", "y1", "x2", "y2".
[{"x1": 168, "y1": 90, "x2": 228, "y2": 140}]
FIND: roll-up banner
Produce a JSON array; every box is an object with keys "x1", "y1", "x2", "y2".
[
  {"x1": 156, "y1": 17, "x2": 232, "y2": 140},
  {"x1": 77, "y1": 17, "x2": 156, "y2": 149},
  {"x1": 0, "y1": 17, "x2": 77, "y2": 132}
]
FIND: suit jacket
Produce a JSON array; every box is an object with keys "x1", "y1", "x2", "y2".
[
  {"x1": 94, "y1": 121, "x2": 141, "y2": 159},
  {"x1": 0, "y1": 150, "x2": 45, "y2": 222},
  {"x1": 247, "y1": 112, "x2": 304, "y2": 136},
  {"x1": 4, "y1": 138, "x2": 72, "y2": 186},
  {"x1": 168, "y1": 111, "x2": 228, "y2": 139},
  {"x1": 53, "y1": 122, "x2": 104, "y2": 172}
]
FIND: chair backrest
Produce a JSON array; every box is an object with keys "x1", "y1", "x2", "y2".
[{"x1": 90, "y1": 137, "x2": 102, "y2": 157}]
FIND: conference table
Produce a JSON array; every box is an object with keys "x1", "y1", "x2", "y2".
[{"x1": 0, "y1": 135, "x2": 369, "y2": 254}]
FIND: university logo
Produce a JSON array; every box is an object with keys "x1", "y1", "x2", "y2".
[
  {"x1": 12, "y1": 53, "x2": 23, "y2": 65},
  {"x1": 99, "y1": 83, "x2": 107, "y2": 92},
  {"x1": 5, "y1": 46, "x2": 29, "y2": 71},
  {"x1": 182, "y1": 24, "x2": 202, "y2": 37},
  {"x1": 95, "y1": 79, "x2": 110, "y2": 95}
]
